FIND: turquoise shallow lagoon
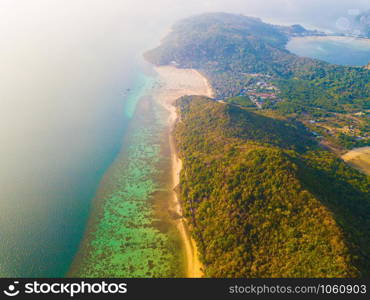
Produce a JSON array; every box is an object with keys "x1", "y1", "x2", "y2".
[
  {"x1": 287, "y1": 36, "x2": 370, "y2": 66},
  {"x1": 0, "y1": 70, "x2": 155, "y2": 277},
  {"x1": 69, "y1": 80, "x2": 184, "y2": 277}
]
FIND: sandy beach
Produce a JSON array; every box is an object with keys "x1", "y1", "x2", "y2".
[
  {"x1": 153, "y1": 66, "x2": 213, "y2": 277},
  {"x1": 342, "y1": 146, "x2": 370, "y2": 175}
]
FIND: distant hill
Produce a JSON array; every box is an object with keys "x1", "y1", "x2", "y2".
[
  {"x1": 275, "y1": 23, "x2": 325, "y2": 37},
  {"x1": 175, "y1": 96, "x2": 370, "y2": 277},
  {"x1": 145, "y1": 13, "x2": 370, "y2": 114}
]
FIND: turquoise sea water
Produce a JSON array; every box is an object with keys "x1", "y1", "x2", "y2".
[
  {"x1": 286, "y1": 37, "x2": 370, "y2": 66},
  {"x1": 69, "y1": 87, "x2": 184, "y2": 277},
  {"x1": 0, "y1": 70, "x2": 154, "y2": 277}
]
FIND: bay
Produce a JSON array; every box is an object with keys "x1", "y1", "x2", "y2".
[{"x1": 286, "y1": 36, "x2": 370, "y2": 66}]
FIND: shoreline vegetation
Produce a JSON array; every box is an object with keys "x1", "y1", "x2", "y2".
[
  {"x1": 172, "y1": 95, "x2": 370, "y2": 277},
  {"x1": 153, "y1": 66, "x2": 214, "y2": 277}
]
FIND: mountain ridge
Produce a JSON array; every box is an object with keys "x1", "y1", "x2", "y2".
[{"x1": 174, "y1": 96, "x2": 370, "y2": 277}]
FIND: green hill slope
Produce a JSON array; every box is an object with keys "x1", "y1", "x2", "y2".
[{"x1": 174, "y1": 96, "x2": 370, "y2": 277}]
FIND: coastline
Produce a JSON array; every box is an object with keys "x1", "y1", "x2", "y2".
[
  {"x1": 153, "y1": 66, "x2": 214, "y2": 277},
  {"x1": 68, "y1": 76, "x2": 183, "y2": 277},
  {"x1": 286, "y1": 35, "x2": 370, "y2": 67},
  {"x1": 289, "y1": 35, "x2": 370, "y2": 44}
]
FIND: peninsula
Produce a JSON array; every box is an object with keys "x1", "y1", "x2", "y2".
[{"x1": 146, "y1": 13, "x2": 370, "y2": 277}]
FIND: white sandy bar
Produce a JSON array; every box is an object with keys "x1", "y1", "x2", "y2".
[{"x1": 153, "y1": 66, "x2": 213, "y2": 278}]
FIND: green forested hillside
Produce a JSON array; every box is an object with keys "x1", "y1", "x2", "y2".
[
  {"x1": 146, "y1": 12, "x2": 370, "y2": 150},
  {"x1": 145, "y1": 12, "x2": 370, "y2": 277},
  {"x1": 145, "y1": 13, "x2": 370, "y2": 113},
  {"x1": 175, "y1": 96, "x2": 370, "y2": 277}
]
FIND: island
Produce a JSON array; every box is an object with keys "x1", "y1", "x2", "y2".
[{"x1": 145, "y1": 12, "x2": 370, "y2": 277}]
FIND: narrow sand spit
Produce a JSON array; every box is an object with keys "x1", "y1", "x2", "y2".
[
  {"x1": 153, "y1": 66, "x2": 213, "y2": 278},
  {"x1": 342, "y1": 146, "x2": 370, "y2": 175}
]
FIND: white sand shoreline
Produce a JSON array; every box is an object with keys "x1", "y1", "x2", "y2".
[
  {"x1": 153, "y1": 65, "x2": 213, "y2": 277},
  {"x1": 342, "y1": 146, "x2": 370, "y2": 175}
]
